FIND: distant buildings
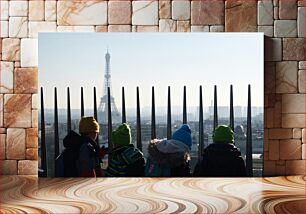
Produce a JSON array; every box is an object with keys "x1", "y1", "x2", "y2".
[{"x1": 208, "y1": 105, "x2": 263, "y2": 119}]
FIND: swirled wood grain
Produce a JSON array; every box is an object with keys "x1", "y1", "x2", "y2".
[{"x1": 0, "y1": 176, "x2": 305, "y2": 213}]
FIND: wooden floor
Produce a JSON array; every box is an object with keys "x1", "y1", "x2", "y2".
[{"x1": 0, "y1": 176, "x2": 305, "y2": 214}]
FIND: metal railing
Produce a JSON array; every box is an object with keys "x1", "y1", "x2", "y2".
[{"x1": 39, "y1": 85, "x2": 253, "y2": 177}]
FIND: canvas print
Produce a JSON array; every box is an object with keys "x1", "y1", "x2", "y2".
[
  {"x1": 1, "y1": 1, "x2": 306, "y2": 213},
  {"x1": 38, "y1": 33, "x2": 263, "y2": 177}
]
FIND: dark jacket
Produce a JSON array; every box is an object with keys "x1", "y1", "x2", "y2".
[
  {"x1": 145, "y1": 139, "x2": 191, "y2": 177},
  {"x1": 106, "y1": 144, "x2": 145, "y2": 177},
  {"x1": 193, "y1": 143, "x2": 246, "y2": 177},
  {"x1": 61, "y1": 131, "x2": 102, "y2": 177},
  {"x1": 77, "y1": 136, "x2": 102, "y2": 177}
]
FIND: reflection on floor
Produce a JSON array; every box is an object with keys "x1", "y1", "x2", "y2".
[{"x1": 0, "y1": 176, "x2": 305, "y2": 213}]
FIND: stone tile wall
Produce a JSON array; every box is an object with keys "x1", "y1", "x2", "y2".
[{"x1": 0, "y1": 0, "x2": 305, "y2": 176}]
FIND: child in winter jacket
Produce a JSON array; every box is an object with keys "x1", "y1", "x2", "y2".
[
  {"x1": 59, "y1": 117, "x2": 104, "y2": 177},
  {"x1": 106, "y1": 123, "x2": 145, "y2": 177},
  {"x1": 145, "y1": 124, "x2": 192, "y2": 177},
  {"x1": 193, "y1": 125, "x2": 247, "y2": 177}
]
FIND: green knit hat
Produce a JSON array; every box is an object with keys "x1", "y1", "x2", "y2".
[
  {"x1": 112, "y1": 123, "x2": 131, "y2": 147},
  {"x1": 212, "y1": 125, "x2": 234, "y2": 144}
]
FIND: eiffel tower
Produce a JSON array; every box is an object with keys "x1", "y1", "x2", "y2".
[{"x1": 98, "y1": 49, "x2": 120, "y2": 124}]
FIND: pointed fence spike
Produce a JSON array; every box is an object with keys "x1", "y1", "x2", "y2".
[
  {"x1": 183, "y1": 86, "x2": 187, "y2": 124},
  {"x1": 67, "y1": 87, "x2": 71, "y2": 132},
  {"x1": 93, "y1": 87, "x2": 99, "y2": 145},
  {"x1": 40, "y1": 87, "x2": 48, "y2": 177},
  {"x1": 54, "y1": 87, "x2": 59, "y2": 176},
  {"x1": 246, "y1": 84, "x2": 253, "y2": 176},
  {"x1": 230, "y1": 84, "x2": 234, "y2": 134},
  {"x1": 81, "y1": 87, "x2": 84, "y2": 117},
  {"x1": 136, "y1": 87, "x2": 142, "y2": 151},
  {"x1": 151, "y1": 86, "x2": 156, "y2": 139},
  {"x1": 122, "y1": 87, "x2": 126, "y2": 123},
  {"x1": 198, "y1": 86, "x2": 204, "y2": 161},
  {"x1": 167, "y1": 86, "x2": 172, "y2": 139},
  {"x1": 213, "y1": 85, "x2": 218, "y2": 130}
]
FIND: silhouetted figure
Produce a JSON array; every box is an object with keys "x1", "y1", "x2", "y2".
[
  {"x1": 145, "y1": 124, "x2": 192, "y2": 177},
  {"x1": 57, "y1": 117, "x2": 104, "y2": 177},
  {"x1": 106, "y1": 123, "x2": 145, "y2": 177},
  {"x1": 194, "y1": 125, "x2": 246, "y2": 177}
]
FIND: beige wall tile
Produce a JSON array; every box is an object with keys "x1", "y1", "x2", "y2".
[
  {"x1": 45, "y1": 1, "x2": 57, "y2": 21},
  {"x1": 299, "y1": 61, "x2": 306, "y2": 70},
  {"x1": 192, "y1": 0, "x2": 224, "y2": 25},
  {"x1": 297, "y1": 7, "x2": 305, "y2": 37},
  {"x1": 29, "y1": 1, "x2": 45, "y2": 21},
  {"x1": 95, "y1": 26, "x2": 108, "y2": 32},
  {"x1": 274, "y1": 7, "x2": 279, "y2": 20},
  {"x1": 108, "y1": 1, "x2": 131, "y2": 24},
  {"x1": 302, "y1": 144, "x2": 306, "y2": 159},
  {"x1": 31, "y1": 109, "x2": 38, "y2": 128},
  {"x1": 26, "y1": 128, "x2": 38, "y2": 148},
  {"x1": 282, "y1": 94, "x2": 305, "y2": 114},
  {"x1": 4, "y1": 94, "x2": 31, "y2": 128},
  {"x1": 159, "y1": 1, "x2": 171, "y2": 19},
  {"x1": 269, "y1": 128, "x2": 292, "y2": 139},
  {"x1": 9, "y1": 17, "x2": 28, "y2": 38},
  {"x1": 14, "y1": 68, "x2": 38, "y2": 94},
  {"x1": 210, "y1": 25, "x2": 225, "y2": 32},
  {"x1": 159, "y1": 19, "x2": 177, "y2": 32},
  {"x1": 132, "y1": 1, "x2": 158, "y2": 25},
  {"x1": 177, "y1": 20, "x2": 190, "y2": 32},
  {"x1": 32, "y1": 94, "x2": 38, "y2": 109},
  {"x1": 298, "y1": 70, "x2": 305, "y2": 93},
  {"x1": 274, "y1": 20, "x2": 297, "y2": 37},
  {"x1": 9, "y1": 1, "x2": 28, "y2": 17},
  {"x1": 20, "y1": 38, "x2": 38, "y2": 67},
  {"x1": 0, "y1": 94, "x2": 3, "y2": 127},
  {"x1": 0, "y1": 134, "x2": 5, "y2": 159},
  {"x1": 1, "y1": 21, "x2": 9, "y2": 38},
  {"x1": 6, "y1": 128, "x2": 26, "y2": 159},
  {"x1": 2, "y1": 38, "x2": 20, "y2": 61},
  {"x1": 57, "y1": 1, "x2": 107, "y2": 25},
  {"x1": 136, "y1": 26, "x2": 159, "y2": 32},
  {"x1": 293, "y1": 128, "x2": 302, "y2": 139},
  {"x1": 276, "y1": 61, "x2": 298, "y2": 93},
  {"x1": 108, "y1": 25, "x2": 131, "y2": 32},
  {"x1": 0, "y1": 61, "x2": 14, "y2": 93},
  {"x1": 26, "y1": 148, "x2": 38, "y2": 160},
  {"x1": 172, "y1": 1, "x2": 190, "y2": 21},
  {"x1": 279, "y1": 0, "x2": 297, "y2": 19},
  {"x1": 285, "y1": 160, "x2": 305, "y2": 175},
  {"x1": 1, "y1": 1, "x2": 9, "y2": 21},
  {"x1": 258, "y1": 0, "x2": 273, "y2": 25},
  {"x1": 283, "y1": 38, "x2": 305, "y2": 61},
  {"x1": 282, "y1": 114, "x2": 305, "y2": 128},
  {"x1": 225, "y1": 0, "x2": 256, "y2": 32},
  {"x1": 191, "y1": 25, "x2": 209, "y2": 32},
  {"x1": 18, "y1": 160, "x2": 38, "y2": 175},
  {"x1": 279, "y1": 139, "x2": 302, "y2": 160},
  {"x1": 0, "y1": 160, "x2": 17, "y2": 175}
]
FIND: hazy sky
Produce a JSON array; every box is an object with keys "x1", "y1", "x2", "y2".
[{"x1": 39, "y1": 33, "x2": 263, "y2": 111}]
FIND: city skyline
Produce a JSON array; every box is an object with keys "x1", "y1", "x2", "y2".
[{"x1": 39, "y1": 33, "x2": 264, "y2": 110}]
